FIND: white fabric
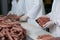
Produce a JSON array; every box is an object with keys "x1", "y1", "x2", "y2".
[
  {"x1": 19, "y1": 15, "x2": 29, "y2": 22},
  {"x1": 43, "y1": 21, "x2": 56, "y2": 28},
  {"x1": 47, "y1": 0, "x2": 60, "y2": 37},
  {"x1": 27, "y1": 19, "x2": 40, "y2": 27},
  {"x1": 11, "y1": 0, "x2": 25, "y2": 16},
  {"x1": 47, "y1": 0, "x2": 60, "y2": 25},
  {"x1": 10, "y1": 0, "x2": 45, "y2": 19},
  {"x1": 47, "y1": 0, "x2": 60, "y2": 26},
  {"x1": 21, "y1": 22, "x2": 55, "y2": 40}
]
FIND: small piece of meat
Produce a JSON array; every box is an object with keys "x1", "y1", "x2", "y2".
[
  {"x1": 36, "y1": 16, "x2": 50, "y2": 27},
  {"x1": 37, "y1": 34, "x2": 54, "y2": 40},
  {"x1": 5, "y1": 29, "x2": 13, "y2": 40},
  {"x1": 49, "y1": 37, "x2": 60, "y2": 40}
]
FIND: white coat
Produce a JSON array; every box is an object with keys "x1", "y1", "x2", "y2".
[
  {"x1": 47, "y1": 0, "x2": 60, "y2": 37},
  {"x1": 10, "y1": 0, "x2": 45, "y2": 19}
]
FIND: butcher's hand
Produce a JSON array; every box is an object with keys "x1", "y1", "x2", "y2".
[
  {"x1": 19, "y1": 15, "x2": 29, "y2": 22},
  {"x1": 39, "y1": 15, "x2": 56, "y2": 28},
  {"x1": 43, "y1": 21, "x2": 56, "y2": 28},
  {"x1": 7, "y1": 11, "x2": 14, "y2": 15}
]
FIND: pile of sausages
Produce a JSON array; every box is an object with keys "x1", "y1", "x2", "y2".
[
  {"x1": 36, "y1": 16, "x2": 50, "y2": 27},
  {"x1": 7, "y1": 14, "x2": 22, "y2": 21},
  {"x1": 0, "y1": 15, "x2": 26, "y2": 40},
  {"x1": 37, "y1": 34, "x2": 60, "y2": 40}
]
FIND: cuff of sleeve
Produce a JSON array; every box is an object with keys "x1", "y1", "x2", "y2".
[{"x1": 26, "y1": 14, "x2": 36, "y2": 19}]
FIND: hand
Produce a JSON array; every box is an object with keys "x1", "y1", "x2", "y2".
[
  {"x1": 19, "y1": 15, "x2": 29, "y2": 22},
  {"x1": 36, "y1": 15, "x2": 50, "y2": 27},
  {"x1": 7, "y1": 11, "x2": 13, "y2": 16}
]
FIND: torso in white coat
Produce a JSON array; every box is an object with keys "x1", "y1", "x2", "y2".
[
  {"x1": 47, "y1": 0, "x2": 60, "y2": 37},
  {"x1": 11, "y1": 0, "x2": 45, "y2": 19}
]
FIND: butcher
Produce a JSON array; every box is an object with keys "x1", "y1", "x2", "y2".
[
  {"x1": 36, "y1": 0, "x2": 60, "y2": 37},
  {"x1": 8, "y1": 0, "x2": 45, "y2": 21}
]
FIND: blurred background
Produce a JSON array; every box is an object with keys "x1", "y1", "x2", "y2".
[
  {"x1": 0, "y1": 0, "x2": 53, "y2": 15},
  {"x1": 0, "y1": 0, "x2": 12, "y2": 15}
]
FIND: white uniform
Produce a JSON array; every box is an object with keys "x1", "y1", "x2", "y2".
[
  {"x1": 10, "y1": 0, "x2": 45, "y2": 19},
  {"x1": 47, "y1": 0, "x2": 60, "y2": 37},
  {"x1": 47, "y1": 0, "x2": 60, "y2": 24}
]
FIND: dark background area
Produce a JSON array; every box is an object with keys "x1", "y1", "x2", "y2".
[
  {"x1": 0, "y1": 0, "x2": 2, "y2": 14},
  {"x1": 43, "y1": 0, "x2": 53, "y2": 14},
  {"x1": 0, "y1": 0, "x2": 12, "y2": 15},
  {"x1": 0, "y1": 0, "x2": 53, "y2": 15}
]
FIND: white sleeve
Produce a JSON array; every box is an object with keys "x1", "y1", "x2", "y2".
[
  {"x1": 35, "y1": 0, "x2": 45, "y2": 19},
  {"x1": 10, "y1": 0, "x2": 17, "y2": 13},
  {"x1": 10, "y1": 0, "x2": 25, "y2": 16},
  {"x1": 43, "y1": 21, "x2": 56, "y2": 28},
  {"x1": 26, "y1": 0, "x2": 45, "y2": 19}
]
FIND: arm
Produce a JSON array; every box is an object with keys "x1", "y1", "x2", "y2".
[
  {"x1": 19, "y1": 0, "x2": 42, "y2": 21},
  {"x1": 26, "y1": 0, "x2": 44, "y2": 19},
  {"x1": 36, "y1": 16, "x2": 56, "y2": 28}
]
